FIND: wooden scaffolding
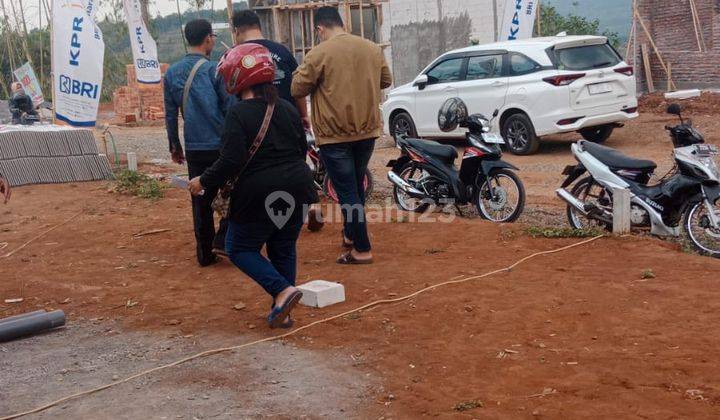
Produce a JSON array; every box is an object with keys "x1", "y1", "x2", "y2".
[{"x1": 248, "y1": 0, "x2": 389, "y2": 62}]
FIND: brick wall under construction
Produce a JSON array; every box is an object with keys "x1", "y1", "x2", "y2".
[
  {"x1": 636, "y1": 0, "x2": 720, "y2": 90},
  {"x1": 112, "y1": 64, "x2": 169, "y2": 124}
]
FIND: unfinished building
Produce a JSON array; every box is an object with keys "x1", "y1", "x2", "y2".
[
  {"x1": 249, "y1": 0, "x2": 501, "y2": 86},
  {"x1": 635, "y1": 0, "x2": 720, "y2": 90}
]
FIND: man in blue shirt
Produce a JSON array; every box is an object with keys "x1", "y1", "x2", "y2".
[{"x1": 164, "y1": 19, "x2": 231, "y2": 266}]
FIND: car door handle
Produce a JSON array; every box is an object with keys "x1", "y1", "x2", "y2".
[
  {"x1": 491, "y1": 81, "x2": 506, "y2": 87},
  {"x1": 443, "y1": 86, "x2": 456, "y2": 91}
]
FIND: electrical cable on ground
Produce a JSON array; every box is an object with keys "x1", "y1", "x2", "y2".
[{"x1": 0, "y1": 234, "x2": 604, "y2": 419}]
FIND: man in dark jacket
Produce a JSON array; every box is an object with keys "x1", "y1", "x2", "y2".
[
  {"x1": 9, "y1": 82, "x2": 37, "y2": 125},
  {"x1": 164, "y1": 19, "x2": 232, "y2": 266}
]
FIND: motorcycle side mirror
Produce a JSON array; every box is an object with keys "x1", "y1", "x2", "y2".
[
  {"x1": 492, "y1": 109, "x2": 499, "y2": 118},
  {"x1": 667, "y1": 103, "x2": 682, "y2": 116}
]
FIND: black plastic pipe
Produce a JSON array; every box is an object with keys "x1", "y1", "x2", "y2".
[
  {"x1": 0, "y1": 310, "x2": 66, "y2": 342},
  {"x1": 0, "y1": 310, "x2": 47, "y2": 325}
]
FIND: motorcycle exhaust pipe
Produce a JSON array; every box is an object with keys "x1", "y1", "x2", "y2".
[
  {"x1": 556, "y1": 188, "x2": 589, "y2": 215},
  {"x1": 388, "y1": 171, "x2": 426, "y2": 198}
]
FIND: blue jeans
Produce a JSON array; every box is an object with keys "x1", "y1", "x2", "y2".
[
  {"x1": 225, "y1": 219, "x2": 303, "y2": 299},
  {"x1": 320, "y1": 138, "x2": 376, "y2": 253}
]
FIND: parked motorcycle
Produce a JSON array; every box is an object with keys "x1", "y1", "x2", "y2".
[
  {"x1": 387, "y1": 98, "x2": 525, "y2": 222},
  {"x1": 557, "y1": 103, "x2": 720, "y2": 257},
  {"x1": 306, "y1": 132, "x2": 374, "y2": 202}
]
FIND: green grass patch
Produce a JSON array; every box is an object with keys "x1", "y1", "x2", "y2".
[
  {"x1": 454, "y1": 400, "x2": 483, "y2": 412},
  {"x1": 114, "y1": 170, "x2": 166, "y2": 200},
  {"x1": 525, "y1": 226, "x2": 604, "y2": 239}
]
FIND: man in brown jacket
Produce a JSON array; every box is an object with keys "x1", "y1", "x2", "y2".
[{"x1": 292, "y1": 6, "x2": 392, "y2": 265}]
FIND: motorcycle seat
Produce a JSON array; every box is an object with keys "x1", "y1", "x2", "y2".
[
  {"x1": 405, "y1": 138, "x2": 458, "y2": 163},
  {"x1": 581, "y1": 141, "x2": 657, "y2": 171}
]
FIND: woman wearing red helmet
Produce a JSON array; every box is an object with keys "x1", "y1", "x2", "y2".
[{"x1": 188, "y1": 43, "x2": 317, "y2": 329}]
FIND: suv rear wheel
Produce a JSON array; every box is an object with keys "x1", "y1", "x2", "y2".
[
  {"x1": 390, "y1": 111, "x2": 418, "y2": 140},
  {"x1": 579, "y1": 124, "x2": 615, "y2": 143},
  {"x1": 502, "y1": 113, "x2": 540, "y2": 155}
]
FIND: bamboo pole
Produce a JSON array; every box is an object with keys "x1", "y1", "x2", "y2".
[
  {"x1": 0, "y1": 0, "x2": 18, "y2": 72},
  {"x1": 689, "y1": 0, "x2": 702, "y2": 52},
  {"x1": 536, "y1": 0, "x2": 541, "y2": 37},
  {"x1": 176, "y1": 0, "x2": 187, "y2": 52},
  {"x1": 9, "y1": 0, "x2": 33, "y2": 65},
  {"x1": 39, "y1": 0, "x2": 43, "y2": 89},
  {"x1": 226, "y1": 0, "x2": 236, "y2": 45},
  {"x1": 625, "y1": 18, "x2": 635, "y2": 61},
  {"x1": 49, "y1": 0, "x2": 55, "y2": 124}
]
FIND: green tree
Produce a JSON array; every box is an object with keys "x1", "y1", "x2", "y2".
[{"x1": 535, "y1": 5, "x2": 621, "y2": 51}]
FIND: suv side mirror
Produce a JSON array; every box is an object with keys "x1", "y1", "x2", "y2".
[{"x1": 413, "y1": 74, "x2": 429, "y2": 90}]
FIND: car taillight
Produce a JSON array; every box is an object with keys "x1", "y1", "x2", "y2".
[
  {"x1": 542, "y1": 73, "x2": 586, "y2": 86},
  {"x1": 614, "y1": 66, "x2": 634, "y2": 76}
]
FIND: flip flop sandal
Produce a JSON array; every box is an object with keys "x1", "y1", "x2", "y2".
[
  {"x1": 341, "y1": 233, "x2": 354, "y2": 250},
  {"x1": 267, "y1": 290, "x2": 303, "y2": 329},
  {"x1": 336, "y1": 252, "x2": 374, "y2": 265},
  {"x1": 270, "y1": 301, "x2": 294, "y2": 329}
]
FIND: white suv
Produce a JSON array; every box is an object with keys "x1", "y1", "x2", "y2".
[{"x1": 382, "y1": 35, "x2": 638, "y2": 155}]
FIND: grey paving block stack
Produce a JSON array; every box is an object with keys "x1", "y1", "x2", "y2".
[{"x1": 0, "y1": 127, "x2": 114, "y2": 186}]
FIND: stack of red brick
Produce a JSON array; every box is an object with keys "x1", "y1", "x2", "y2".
[{"x1": 112, "y1": 64, "x2": 169, "y2": 124}]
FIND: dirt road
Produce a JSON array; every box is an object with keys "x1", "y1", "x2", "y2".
[{"x1": 2, "y1": 177, "x2": 720, "y2": 418}]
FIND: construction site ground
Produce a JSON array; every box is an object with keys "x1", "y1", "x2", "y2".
[{"x1": 2, "y1": 96, "x2": 720, "y2": 418}]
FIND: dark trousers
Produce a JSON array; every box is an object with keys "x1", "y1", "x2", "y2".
[
  {"x1": 186, "y1": 150, "x2": 228, "y2": 265},
  {"x1": 320, "y1": 138, "x2": 376, "y2": 253},
  {"x1": 225, "y1": 219, "x2": 303, "y2": 299}
]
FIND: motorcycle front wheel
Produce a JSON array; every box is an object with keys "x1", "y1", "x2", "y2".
[
  {"x1": 684, "y1": 200, "x2": 720, "y2": 258},
  {"x1": 475, "y1": 169, "x2": 525, "y2": 223}
]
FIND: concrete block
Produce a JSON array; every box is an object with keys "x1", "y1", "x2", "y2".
[
  {"x1": 297, "y1": 280, "x2": 345, "y2": 308},
  {"x1": 664, "y1": 89, "x2": 701, "y2": 100}
]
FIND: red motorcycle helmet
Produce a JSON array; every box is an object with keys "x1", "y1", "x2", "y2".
[{"x1": 217, "y1": 43, "x2": 276, "y2": 96}]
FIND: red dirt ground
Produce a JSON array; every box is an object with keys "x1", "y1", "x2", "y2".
[{"x1": 2, "y1": 180, "x2": 720, "y2": 418}]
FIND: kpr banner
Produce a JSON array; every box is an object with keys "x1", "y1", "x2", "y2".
[
  {"x1": 13, "y1": 62, "x2": 44, "y2": 107},
  {"x1": 52, "y1": 0, "x2": 105, "y2": 127},
  {"x1": 500, "y1": 0, "x2": 538, "y2": 41},
  {"x1": 123, "y1": 0, "x2": 161, "y2": 84}
]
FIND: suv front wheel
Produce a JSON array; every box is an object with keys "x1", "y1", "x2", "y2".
[
  {"x1": 390, "y1": 111, "x2": 418, "y2": 140},
  {"x1": 502, "y1": 113, "x2": 540, "y2": 155},
  {"x1": 579, "y1": 124, "x2": 615, "y2": 143}
]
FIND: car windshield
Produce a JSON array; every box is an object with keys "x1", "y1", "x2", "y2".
[{"x1": 553, "y1": 43, "x2": 621, "y2": 71}]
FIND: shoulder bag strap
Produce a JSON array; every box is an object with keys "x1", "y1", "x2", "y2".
[
  {"x1": 226, "y1": 103, "x2": 275, "y2": 188},
  {"x1": 181, "y1": 58, "x2": 208, "y2": 118}
]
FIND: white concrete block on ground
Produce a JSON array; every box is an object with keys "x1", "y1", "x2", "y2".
[{"x1": 298, "y1": 280, "x2": 346, "y2": 308}]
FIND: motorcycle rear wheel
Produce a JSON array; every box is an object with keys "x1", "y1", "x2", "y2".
[
  {"x1": 683, "y1": 200, "x2": 720, "y2": 258},
  {"x1": 393, "y1": 163, "x2": 431, "y2": 213},
  {"x1": 566, "y1": 177, "x2": 613, "y2": 230}
]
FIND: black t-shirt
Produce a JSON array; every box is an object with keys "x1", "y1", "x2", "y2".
[
  {"x1": 200, "y1": 98, "x2": 317, "y2": 223},
  {"x1": 244, "y1": 39, "x2": 299, "y2": 105}
]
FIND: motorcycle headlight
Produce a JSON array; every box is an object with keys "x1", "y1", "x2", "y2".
[{"x1": 480, "y1": 119, "x2": 491, "y2": 133}]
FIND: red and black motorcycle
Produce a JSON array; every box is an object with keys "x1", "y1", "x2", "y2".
[
  {"x1": 387, "y1": 98, "x2": 525, "y2": 223},
  {"x1": 306, "y1": 133, "x2": 374, "y2": 202}
]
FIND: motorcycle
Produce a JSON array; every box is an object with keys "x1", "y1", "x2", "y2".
[
  {"x1": 306, "y1": 132, "x2": 374, "y2": 202},
  {"x1": 556, "y1": 103, "x2": 720, "y2": 257},
  {"x1": 386, "y1": 98, "x2": 525, "y2": 223}
]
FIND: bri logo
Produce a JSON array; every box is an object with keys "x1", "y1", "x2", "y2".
[
  {"x1": 136, "y1": 58, "x2": 159, "y2": 69},
  {"x1": 59, "y1": 75, "x2": 99, "y2": 99}
]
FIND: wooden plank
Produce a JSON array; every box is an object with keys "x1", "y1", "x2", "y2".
[
  {"x1": 634, "y1": 7, "x2": 675, "y2": 90},
  {"x1": 300, "y1": 9, "x2": 306, "y2": 59},
  {"x1": 641, "y1": 43, "x2": 655, "y2": 93},
  {"x1": 689, "y1": 0, "x2": 702, "y2": 52},
  {"x1": 667, "y1": 62, "x2": 672, "y2": 92},
  {"x1": 625, "y1": 18, "x2": 635, "y2": 61},
  {"x1": 359, "y1": 0, "x2": 365, "y2": 39},
  {"x1": 612, "y1": 187, "x2": 631, "y2": 235},
  {"x1": 226, "y1": 0, "x2": 236, "y2": 45}
]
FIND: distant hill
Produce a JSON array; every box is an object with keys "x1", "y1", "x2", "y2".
[{"x1": 543, "y1": 0, "x2": 632, "y2": 40}]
